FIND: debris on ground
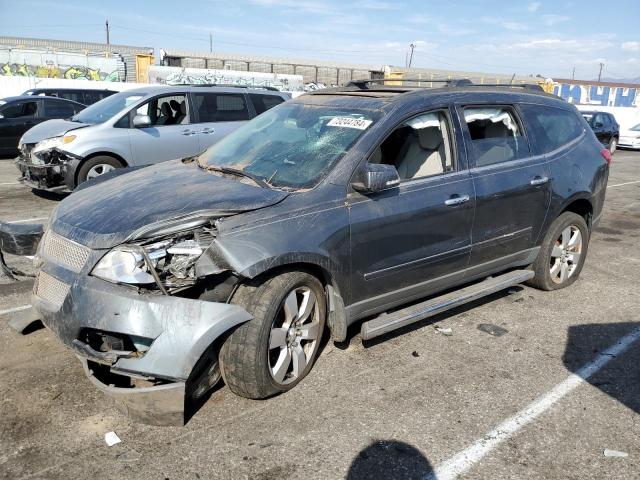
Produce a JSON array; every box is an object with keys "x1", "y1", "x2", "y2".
[
  {"x1": 477, "y1": 323, "x2": 509, "y2": 337},
  {"x1": 104, "y1": 431, "x2": 122, "y2": 447},
  {"x1": 411, "y1": 351, "x2": 420, "y2": 357},
  {"x1": 434, "y1": 326, "x2": 453, "y2": 336},
  {"x1": 603, "y1": 449, "x2": 629, "y2": 458}
]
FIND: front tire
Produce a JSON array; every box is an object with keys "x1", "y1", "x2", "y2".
[
  {"x1": 527, "y1": 212, "x2": 589, "y2": 291},
  {"x1": 219, "y1": 271, "x2": 326, "y2": 399},
  {"x1": 609, "y1": 137, "x2": 618, "y2": 155},
  {"x1": 76, "y1": 155, "x2": 122, "y2": 185}
]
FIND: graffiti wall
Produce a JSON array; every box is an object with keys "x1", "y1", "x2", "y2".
[
  {"x1": 0, "y1": 48, "x2": 122, "y2": 81},
  {"x1": 553, "y1": 81, "x2": 639, "y2": 108},
  {"x1": 149, "y1": 65, "x2": 304, "y2": 92}
]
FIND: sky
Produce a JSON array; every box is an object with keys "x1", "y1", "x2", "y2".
[{"x1": 1, "y1": 0, "x2": 639, "y2": 81}]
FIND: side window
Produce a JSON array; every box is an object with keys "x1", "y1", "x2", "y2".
[
  {"x1": 43, "y1": 99, "x2": 75, "y2": 118},
  {"x1": 463, "y1": 106, "x2": 530, "y2": 167},
  {"x1": 249, "y1": 94, "x2": 285, "y2": 115},
  {"x1": 0, "y1": 101, "x2": 38, "y2": 119},
  {"x1": 519, "y1": 104, "x2": 585, "y2": 155},
  {"x1": 135, "y1": 94, "x2": 188, "y2": 126},
  {"x1": 369, "y1": 110, "x2": 455, "y2": 181},
  {"x1": 192, "y1": 93, "x2": 251, "y2": 122}
]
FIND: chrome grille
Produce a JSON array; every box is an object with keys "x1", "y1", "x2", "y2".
[
  {"x1": 42, "y1": 230, "x2": 90, "y2": 273},
  {"x1": 36, "y1": 271, "x2": 70, "y2": 308}
]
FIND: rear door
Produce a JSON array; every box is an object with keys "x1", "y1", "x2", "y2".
[
  {"x1": 249, "y1": 93, "x2": 286, "y2": 116},
  {"x1": 191, "y1": 92, "x2": 252, "y2": 151},
  {"x1": 0, "y1": 99, "x2": 41, "y2": 152},
  {"x1": 128, "y1": 93, "x2": 200, "y2": 166},
  {"x1": 457, "y1": 104, "x2": 551, "y2": 269}
]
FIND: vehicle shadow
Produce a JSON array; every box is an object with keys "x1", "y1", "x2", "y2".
[
  {"x1": 562, "y1": 322, "x2": 640, "y2": 414},
  {"x1": 336, "y1": 287, "x2": 520, "y2": 349},
  {"x1": 346, "y1": 439, "x2": 434, "y2": 480}
]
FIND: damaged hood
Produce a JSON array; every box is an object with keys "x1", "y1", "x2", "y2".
[
  {"x1": 20, "y1": 119, "x2": 91, "y2": 145},
  {"x1": 51, "y1": 160, "x2": 290, "y2": 249}
]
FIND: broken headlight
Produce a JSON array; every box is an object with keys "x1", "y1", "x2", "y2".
[{"x1": 91, "y1": 228, "x2": 215, "y2": 290}]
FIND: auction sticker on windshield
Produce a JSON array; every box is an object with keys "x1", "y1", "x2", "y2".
[{"x1": 327, "y1": 117, "x2": 373, "y2": 130}]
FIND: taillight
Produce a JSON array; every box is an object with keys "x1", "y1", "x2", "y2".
[{"x1": 600, "y1": 148, "x2": 612, "y2": 166}]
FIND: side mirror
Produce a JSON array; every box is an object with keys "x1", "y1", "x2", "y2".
[
  {"x1": 352, "y1": 163, "x2": 400, "y2": 194},
  {"x1": 132, "y1": 114, "x2": 151, "y2": 128}
]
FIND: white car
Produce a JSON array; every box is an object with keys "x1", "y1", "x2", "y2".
[{"x1": 619, "y1": 122, "x2": 640, "y2": 150}]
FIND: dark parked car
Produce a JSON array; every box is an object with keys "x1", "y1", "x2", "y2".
[
  {"x1": 0, "y1": 96, "x2": 85, "y2": 156},
  {"x1": 23, "y1": 87, "x2": 116, "y2": 106},
  {"x1": 30, "y1": 80, "x2": 609, "y2": 424},
  {"x1": 581, "y1": 110, "x2": 619, "y2": 154}
]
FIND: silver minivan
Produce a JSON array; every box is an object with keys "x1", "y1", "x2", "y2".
[{"x1": 15, "y1": 85, "x2": 290, "y2": 192}]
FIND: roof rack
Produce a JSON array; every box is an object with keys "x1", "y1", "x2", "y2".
[
  {"x1": 188, "y1": 83, "x2": 281, "y2": 91},
  {"x1": 345, "y1": 78, "x2": 544, "y2": 92}
]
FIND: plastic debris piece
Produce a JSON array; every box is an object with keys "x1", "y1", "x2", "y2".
[
  {"x1": 411, "y1": 351, "x2": 420, "y2": 357},
  {"x1": 435, "y1": 326, "x2": 453, "y2": 336},
  {"x1": 477, "y1": 323, "x2": 508, "y2": 337},
  {"x1": 104, "y1": 431, "x2": 121, "y2": 447},
  {"x1": 603, "y1": 449, "x2": 628, "y2": 458}
]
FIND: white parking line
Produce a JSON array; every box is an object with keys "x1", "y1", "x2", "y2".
[
  {"x1": 9, "y1": 217, "x2": 48, "y2": 224},
  {"x1": 608, "y1": 180, "x2": 640, "y2": 188},
  {"x1": 425, "y1": 325, "x2": 640, "y2": 480},
  {"x1": 0, "y1": 182, "x2": 20, "y2": 186},
  {"x1": 0, "y1": 305, "x2": 32, "y2": 316}
]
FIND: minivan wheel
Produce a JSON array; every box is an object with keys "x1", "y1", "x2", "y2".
[
  {"x1": 219, "y1": 271, "x2": 326, "y2": 399},
  {"x1": 609, "y1": 137, "x2": 618, "y2": 155},
  {"x1": 76, "y1": 156, "x2": 122, "y2": 185},
  {"x1": 527, "y1": 212, "x2": 589, "y2": 291}
]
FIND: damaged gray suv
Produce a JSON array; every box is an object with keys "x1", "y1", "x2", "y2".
[{"x1": 32, "y1": 80, "x2": 609, "y2": 424}]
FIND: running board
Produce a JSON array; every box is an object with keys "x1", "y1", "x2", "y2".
[{"x1": 360, "y1": 269, "x2": 534, "y2": 341}]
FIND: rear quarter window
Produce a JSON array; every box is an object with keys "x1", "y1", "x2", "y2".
[{"x1": 519, "y1": 104, "x2": 585, "y2": 155}]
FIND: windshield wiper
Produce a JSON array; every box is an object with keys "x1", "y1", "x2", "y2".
[{"x1": 206, "y1": 165, "x2": 269, "y2": 188}]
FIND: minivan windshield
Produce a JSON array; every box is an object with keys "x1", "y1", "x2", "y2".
[
  {"x1": 198, "y1": 103, "x2": 380, "y2": 189},
  {"x1": 71, "y1": 91, "x2": 145, "y2": 124}
]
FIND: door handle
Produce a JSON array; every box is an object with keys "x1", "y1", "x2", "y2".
[
  {"x1": 201, "y1": 128, "x2": 215, "y2": 134},
  {"x1": 181, "y1": 129, "x2": 196, "y2": 136},
  {"x1": 530, "y1": 176, "x2": 549, "y2": 186},
  {"x1": 444, "y1": 194, "x2": 470, "y2": 206}
]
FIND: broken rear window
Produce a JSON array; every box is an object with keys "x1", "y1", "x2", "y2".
[{"x1": 198, "y1": 103, "x2": 381, "y2": 189}]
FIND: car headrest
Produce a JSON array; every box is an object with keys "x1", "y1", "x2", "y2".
[
  {"x1": 160, "y1": 102, "x2": 172, "y2": 116},
  {"x1": 417, "y1": 127, "x2": 443, "y2": 150}
]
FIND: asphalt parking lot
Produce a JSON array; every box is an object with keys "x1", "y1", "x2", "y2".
[{"x1": 1, "y1": 151, "x2": 639, "y2": 480}]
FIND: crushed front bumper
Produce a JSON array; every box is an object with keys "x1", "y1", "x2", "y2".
[
  {"x1": 33, "y1": 256, "x2": 252, "y2": 424},
  {"x1": 15, "y1": 148, "x2": 79, "y2": 192}
]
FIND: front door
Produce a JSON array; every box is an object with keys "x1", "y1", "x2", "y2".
[
  {"x1": 457, "y1": 104, "x2": 551, "y2": 268},
  {"x1": 348, "y1": 108, "x2": 474, "y2": 317},
  {"x1": 128, "y1": 93, "x2": 200, "y2": 165}
]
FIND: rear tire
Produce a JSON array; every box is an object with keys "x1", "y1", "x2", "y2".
[
  {"x1": 219, "y1": 271, "x2": 326, "y2": 399},
  {"x1": 76, "y1": 155, "x2": 122, "y2": 185},
  {"x1": 527, "y1": 212, "x2": 589, "y2": 291}
]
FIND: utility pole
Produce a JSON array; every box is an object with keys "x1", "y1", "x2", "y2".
[
  {"x1": 105, "y1": 20, "x2": 110, "y2": 45},
  {"x1": 598, "y1": 62, "x2": 604, "y2": 82},
  {"x1": 572, "y1": 66, "x2": 575, "y2": 80},
  {"x1": 209, "y1": 33, "x2": 213, "y2": 53},
  {"x1": 408, "y1": 43, "x2": 415, "y2": 69}
]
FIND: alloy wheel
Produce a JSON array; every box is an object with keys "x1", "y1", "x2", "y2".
[
  {"x1": 268, "y1": 286, "x2": 321, "y2": 385},
  {"x1": 549, "y1": 225, "x2": 583, "y2": 284}
]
